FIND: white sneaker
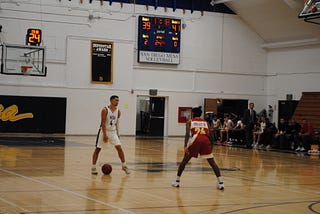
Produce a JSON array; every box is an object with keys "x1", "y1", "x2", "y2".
[
  {"x1": 217, "y1": 181, "x2": 224, "y2": 190},
  {"x1": 295, "y1": 147, "x2": 301, "y2": 152},
  {"x1": 91, "y1": 167, "x2": 98, "y2": 175},
  {"x1": 300, "y1": 147, "x2": 305, "y2": 152},
  {"x1": 122, "y1": 166, "x2": 131, "y2": 175},
  {"x1": 171, "y1": 180, "x2": 180, "y2": 188}
]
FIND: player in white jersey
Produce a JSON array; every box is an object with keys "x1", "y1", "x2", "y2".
[{"x1": 91, "y1": 95, "x2": 130, "y2": 175}]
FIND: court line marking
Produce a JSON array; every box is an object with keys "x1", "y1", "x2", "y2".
[
  {"x1": 308, "y1": 201, "x2": 320, "y2": 214},
  {"x1": 218, "y1": 200, "x2": 320, "y2": 214},
  {"x1": 70, "y1": 171, "x2": 173, "y2": 203},
  {"x1": 0, "y1": 168, "x2": 135, "y2": 214},
  {"x1": 0, "y1": 196, "x2": 31, "y2": 213}
]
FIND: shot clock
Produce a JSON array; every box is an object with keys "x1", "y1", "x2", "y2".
[
  {"x1": 137, "y1": 15, "x2": 181, "y2": 64},
  {"x1": 26, "y1": 28, "x2": 42, "y2": 46}
]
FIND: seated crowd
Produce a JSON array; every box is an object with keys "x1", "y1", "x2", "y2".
[{"x1": 205, "y1": 112, "x2": 318, "y2": 152}]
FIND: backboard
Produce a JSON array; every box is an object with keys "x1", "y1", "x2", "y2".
[
  {"x1": 299, "y1": 0, "x2": 320, "y2": 25},
  {"x1": 1, "y1": 43, "x2": 46, "y2": 76}
]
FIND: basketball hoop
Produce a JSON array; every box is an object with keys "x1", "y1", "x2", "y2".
[
  {"x1": 1, "y1": 43, "x2": 46, "y2": 76},
  {"x1": 299, "y1": 0, "x2": 320, "y2": 25},
  {"x1": 21, "y1": 65, "x2": 33, "y2": 73}
]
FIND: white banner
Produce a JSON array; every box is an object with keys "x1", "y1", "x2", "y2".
[{"x1": 139, "y1": 51, "x2": 180, "y2": 64}]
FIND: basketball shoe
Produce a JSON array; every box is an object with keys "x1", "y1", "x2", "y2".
[
  {"x1": 171, "y1": 180, "x2": 180, "y2": 187},
  {"x1": 91, "y1": 167, "x2": 98, "y2": 175},
  {"x1": 122, "y1": 165, "x2": 131, "y2": 175},
  {"x1": 217, "y1": 181, "x2": 224, "y2": 190}
]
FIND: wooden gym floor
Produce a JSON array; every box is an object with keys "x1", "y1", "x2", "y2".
[{"x1": 0, "y1": 135, "x2": 319, "y2": 214}]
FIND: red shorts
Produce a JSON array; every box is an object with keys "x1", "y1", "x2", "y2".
[{"x1": 187, "y1": 135, "x2": 213, "y2": 158}]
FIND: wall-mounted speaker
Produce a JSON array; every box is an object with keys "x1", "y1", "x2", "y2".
[
  {"x1": 286, "y1": 94, "x2": 293, "y2": 100},
  {"x1": 149, "y1": 89, "x2": 158, "y2": 96}
]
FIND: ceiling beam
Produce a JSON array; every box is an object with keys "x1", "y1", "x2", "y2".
[
  {"x1": 261, "y1": 38, "x2": 320, "y2": 50},
  {"x1": 210, "y1": 0, "x2": 234, "y2": 6},
  {"x1": 214, "y1": 0, "x2": 234, "y2": 4}
]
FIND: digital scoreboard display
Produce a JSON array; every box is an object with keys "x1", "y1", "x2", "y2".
[{"x1": 137, "y1": 15, "x2": 181, "y2": 64}]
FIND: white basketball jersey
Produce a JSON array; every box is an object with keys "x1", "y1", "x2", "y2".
[{"x1": 105, "y1": 106, "x2": 119, "y2": 131}]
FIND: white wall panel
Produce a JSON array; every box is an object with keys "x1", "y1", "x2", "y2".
[
  {"x1": 180, "y1": 13, "x2": 223, "y2": 71},
  {"x1": 222, "y1": 15, "x2": 267, "y2": 75},
  {"x1": 133, "y1": 69, "x2": 195, "y2": 91},
  {"x1": 195, "y1": 72, "x2": 266, "y2": 94}
]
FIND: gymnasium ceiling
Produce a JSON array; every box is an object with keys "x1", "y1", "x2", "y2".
[{"x1": 222, "y1": 0, "x2": 320, "y2": 46}]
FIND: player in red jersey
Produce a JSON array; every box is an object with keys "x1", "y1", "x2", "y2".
[{"x1": 172, "y1": 106, "x2": 224, "y2": 190}]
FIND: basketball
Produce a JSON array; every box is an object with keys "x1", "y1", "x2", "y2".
[{"x1": 101, "y1": 163, "x2": 112, "y2": 175}]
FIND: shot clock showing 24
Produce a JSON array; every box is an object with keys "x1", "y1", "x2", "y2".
[
  {"x1": 137, "y1": 15, "x2": 181, "y2": 65},
  {"x1": 26, "y1": 28, "x2": 42, "y2": 46}
]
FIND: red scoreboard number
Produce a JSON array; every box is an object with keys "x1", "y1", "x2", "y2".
[
  {"x1": 26, "y1": 28, "x2": 42, "y2": 46},
  {"x1": 138, "y1": 16, "x2": 181, "y2": 53},
  {"x1": 142, "y1": 21, "x2": 151, "y2": 30}
]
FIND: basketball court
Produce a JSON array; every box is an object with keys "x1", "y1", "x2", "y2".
[{"x1": 0, "y1": 135, "x2": 319, "y2": 213}]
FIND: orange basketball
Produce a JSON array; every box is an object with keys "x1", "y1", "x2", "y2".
[{"x1": 101, "y1": 163, "x2": 112, "y2": 175}]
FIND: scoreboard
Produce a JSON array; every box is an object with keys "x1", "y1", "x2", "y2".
[
  {"x1": 137, "y1": 15, "x2": 181, "y2": 64},
  {"x1": 26, "y1": 28, "x2": 42, "y2": 46}
]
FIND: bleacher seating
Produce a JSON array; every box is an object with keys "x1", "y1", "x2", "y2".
[{"x1": 292, "y1": 92, "x2": 320, "y2": 131}]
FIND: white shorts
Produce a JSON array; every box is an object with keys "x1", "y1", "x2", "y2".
[{"x1": 95, "y1": 128, "x2": 121, "y2": 148}]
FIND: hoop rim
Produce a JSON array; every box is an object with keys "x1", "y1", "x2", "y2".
[{"x1": 20, "y1": 65, "x2": 33, "y2": 73}]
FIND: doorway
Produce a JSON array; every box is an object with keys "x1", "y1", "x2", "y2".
[
  {"x1": 278, "y1": 100, "x2": 299, "y2": 122},
  {"x1": 136, "y1": 96, "x2": 166, "y2": 136}
]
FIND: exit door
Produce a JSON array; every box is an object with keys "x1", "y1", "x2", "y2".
[{"x1": 149, "y1": 97, "x2": 165, "y2": 136}]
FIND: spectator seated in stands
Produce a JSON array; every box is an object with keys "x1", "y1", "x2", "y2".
[
  {"x1": 252, "y1": 122, "x2": 261, "y2": 149},
  {"x1": 273, "y1": 118, "x2": 289, "y2": 149},
  {"x1": 253, "y1": 116, "x2": 276, "y2": 150},
  {"x1": 252, "y1": 116, "x2": 266, "y2": 149},
  {"x1": 211, "y1": 115, "x2": 222, "y2": 143},
  {"x1": 286, "y1": 119, "x2": 301, "y2": 150},
  {"x1": 219, "y1": 114, "x2": 234, "y2": 145},
  {"x1": 260, "y1": 119, "x2": 277, "y2": 150},
  {"x1": 230, "y1": 118, "x2": 246, "y2": 145},
  {"x1": 296, "y1": 118, "x2": 314, "y2": 152}
]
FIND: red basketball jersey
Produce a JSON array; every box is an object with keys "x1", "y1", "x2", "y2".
[
  {"x1": 190, "y1": 117, "x2": 209, "y2": 136},
  {"x1": 187, "y1": 117, "x2": 212, "y2": 158}
]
